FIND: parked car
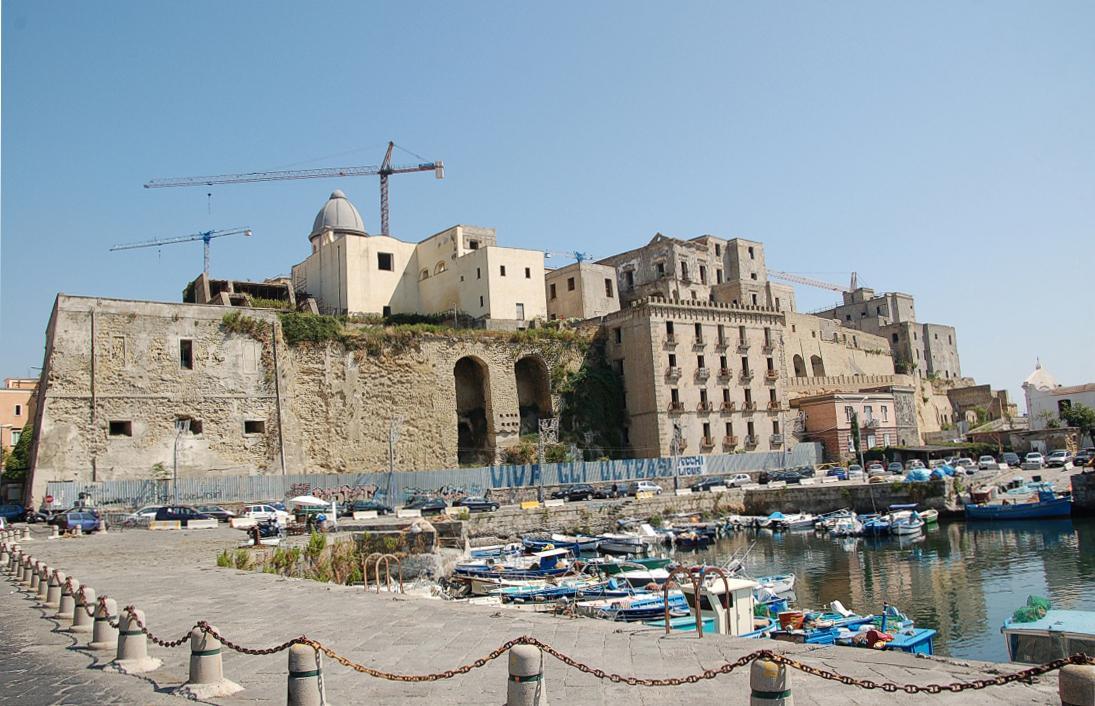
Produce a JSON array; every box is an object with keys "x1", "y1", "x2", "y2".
[
  {"x1": 564, "y1": 484, "x2": 596, "y2": 502},
  {"x1": 243, "y1": 503, "x2": 292, "y2": 525},
  {"x1": 1003, "y1": 452, "x2": 1021, "y2": 468},
  {"x1": 906, "y1": 459, "x2": 926, "y2": 470},
  {"x1": 154, "y1": 505, "x2": 213, "y2": 527},
  {"x1": 1023, "y1": 452, "x2": 1045, "y2": 468},
  {"x1": 1073, "y1": 450, "x2": 1094, "y2": 467},
  {"x1": 767, "y1": 469, "x2": 806, "y2": 485},
  {"x1": 690, "y1": 477, "x2": 727, "y2": 492},
  {"x1": 727, "y1": 473, "x2": 753, "y2": 487},
  {"x1": 928, "y1": 459, "x2": 946, "y2": 469},
  {"x1": 53, "y1": 510, "x2": 101, "y2": 533},
  {"x1": 549, "y1": 488, "x2": 568, "y2": 500},
  {"x1": 0, "y1": 504, "x2": 31, "y2": 523},
  {"x1": 866, "y1": 462, "x2": 884, "y2": 473},
  {"x1": 342, "y1": 499, "x2": 393, "y2": 517},
  {"x1": 627, "y1": 480, "x2": 663, "y2": 496},
  {"x1": 826, "y1": 467, "x2": 848, "y2": 481},
  {"x1": 403, "y1": 495, "x2": 447, "y2": 515},
  {"x1": 452, "y1": 496, "x2": 499, "y2": 513},
  {"x1": 977, "y1": 455, "x2": 997, "y2": 470},
  {"x1": 1046, "y1": 450, "x2": 1072, "y2": 468},
  {"x1": 196, "y1": 505, "x2": 236, "y2": 522},
  {"x1": 954, "y1": 458, "x2": 976, "y2": 472}
]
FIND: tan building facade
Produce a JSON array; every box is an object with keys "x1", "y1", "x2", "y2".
[
  {"x1": 291, "y1": 192, "x2": 547, "y2": 324},
  {"x1": 545, "y1": 261, "x2": 621, "y2": 320}
]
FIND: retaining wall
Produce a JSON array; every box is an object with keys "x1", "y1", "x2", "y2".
[{"x1": 1071, "y1": 471, "x2": 1095, "y2": 516}]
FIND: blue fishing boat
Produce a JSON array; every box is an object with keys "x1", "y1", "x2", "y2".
[
  {"x1": 861, "y1": 514, "x2": 891, "y2": 536},
  {"x1": 965, "y1": 484, "x2": 1072, "y2": 520},
  {"x1": 454, "y1": 548, "x2": 574, "y2": 580}
]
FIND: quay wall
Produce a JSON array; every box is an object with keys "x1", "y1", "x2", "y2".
[
  {"x1": 1071, "y1": 471, "x2": 1095, "y2": 515},
  {"x1": 741, "y1": 479, "x2": 950, "y2": 516}
]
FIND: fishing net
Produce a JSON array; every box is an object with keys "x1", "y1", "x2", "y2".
[{"x1": 1012, "y1": 595, "x2": 1051, "y2": 623}]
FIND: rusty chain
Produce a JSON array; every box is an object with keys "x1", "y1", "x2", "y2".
[{"x1": 11, "y1": 567, "x2": 1094, "y2": 692}]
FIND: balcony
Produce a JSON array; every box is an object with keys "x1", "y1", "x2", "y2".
[
  {"x1": 718, "y1": 367, "x2": 731, "y2": 380},
  {"x1": 700, "y1": 436, "x2": 714, "y2": 449},
  {"x1": 743, "y1": 401, "x2": 757, "y2": 413},
  {"x1": 762, "y1": 342, "x2": 774, "y2": 353},
  {"x1": 737, "y1": 340, "x2": 750, "y2": 352},
  {"x1": 739, "y1": 370, "x2": 754, "y2": 382},
  {"x1": 692, "y1": 337, "x2": 706, "y2": 349},
  {"x1": 767, "y1": 401, "x2": 782, "y2": 411},
  {"x1": 720, "y1": 400, "x2": 737, "y2": 413},
  {"x1": 665, "y1": 366, "x2": 682, "y2": 380},
  {"x1": 744, "y1": 435, "x2": 757, "y2": 447},
  {"x1": 668, "y1": 401, "x2": 684, "y2": 413},
  {"x1": 695, "y1": 367, "x2": 710, "y2": 381},
  {"x1": 697, "y1": 400, "x2": 713, "y2": 413},
  {"x1": 715, "y1": 338, "x2": 729, "y2": 350},
  {"x1": 664, "y1": 334, "x2": 678, "y2": 347},
  {"x1": 766, "y1": 369, "x2": 779, "y2": 381},
  {"x1": 770, "y1": 433, "x2": 784, "y2": 445},
  {"x1": 722, "y1": 436, "x2": 739, "y2": 450}
]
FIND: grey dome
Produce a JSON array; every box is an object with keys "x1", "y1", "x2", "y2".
[{"x1": 310, "y1": 189, "x2": 366, "y2": 239}]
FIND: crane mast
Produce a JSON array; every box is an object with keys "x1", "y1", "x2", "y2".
[{"x1": 144, "y1": 141, "x2": 444, "y2": 237}]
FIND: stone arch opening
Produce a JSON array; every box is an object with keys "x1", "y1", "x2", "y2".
[
  {"x1": 792, "y1": 354, "x2": 807, "y2": 377},
  {"x1": 455, "y1": 356, "x2": 493, "y2": 465},
  {"x1": 515, "y1": 356, "x2": 553, "y2": 435},
  {"x1": 810, "y1": 354, "x2": 826, "y2": 377}
]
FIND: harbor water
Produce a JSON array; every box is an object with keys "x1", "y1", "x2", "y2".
[{"x1": 676, "y1": 517, "x2": 1095, "y2": 662}]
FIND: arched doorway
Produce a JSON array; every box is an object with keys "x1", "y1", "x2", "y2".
[
  {"x1": 792, "y1": 354, "x2": 807, "y2": 377},
  {"x1": 455, "y1": 357, "x2": 493, "y2": 465},
  {"x1": 810, "y1": 355, "x2": 826, "y2": 377},
  {"x1": 515, "y1": 356, "x2": 553, "y2": 435}
]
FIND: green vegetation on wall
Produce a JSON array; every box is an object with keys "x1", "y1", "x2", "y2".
[{"x1": 556, "y1": 337, "x2": 627, "y2": 458}]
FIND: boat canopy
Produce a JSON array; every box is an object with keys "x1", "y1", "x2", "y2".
[
  {"x1": 531, "y1": 548, "x2": 570, "y2": 559},
  {"x1": 767, "y1": 511, "x2": 785, "y2": 520}
]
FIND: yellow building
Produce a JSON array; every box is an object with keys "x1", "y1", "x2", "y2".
[{"x1": 0, "y1": 378, "x2": 36, "y2": 457}]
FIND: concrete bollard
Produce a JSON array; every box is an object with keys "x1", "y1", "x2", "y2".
[
  {"x1": 21, "y1": 526, "x2": 33, "y2": 541},
  {"x1": 1060, "y1": 664, "x2": 1095, "y2": 706},
  {"x1": 20, "y1": 556, "x2": 36, "y2": 587},
  {"x1": 44, "y1": 570, "x2": 66, "y2": 609},
  {"x1": 506, "y1": 644, "x2": 547, "y2": 706},
  {"x1": 109, "y1": 607, "x2": 162, "y2": 674},
  {"x1": 287, "y1": 643, "x2": 325, "y2": 706},
  {"x1": 49, "y1": 525, "x2": 60, "y2": 540},
  {"x1": 750, "y1": 658, "x2": 792, "y2": 706},
  {"x1": 56, "y1": 578, "x2": 80, "y2": 622},
  {"x1": 69, "y1": 587, "x2": 96, "y2": 634},
  {"x1": 36, "y1": 564, "x2": 52, "y2": 602},
  {"x1": 89, "y1": 597, "x2": 119, "y2": 651},
  {"x1": 29, "y1": 561, "x2": 44, "y2": 592},
  {"x1": 0, "y1": 544, "x2": 9, "y2": 569},
  {"x1": 98, "y1": 519, "x2": 107, "y2": 533},
  {"x1": 7, "y1": 547, "x2": 20, "y2": 575},
  {"x1": 74, "y1": 524, "x2": 83, "y2": 537},
  {"x1": 173, "y1": 626, "x2": 243, "y2": 699}
]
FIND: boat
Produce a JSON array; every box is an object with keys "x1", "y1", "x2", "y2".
[
  {"x1": 453, "y1": 548, "x2": 575, "y2": 581},
  {"x1": 596, "y1": 531, "x2": 651, "y2": 555},
  {"x1": 671, "y1": 529, "x2": 712, "y2": 550},
  {"x1": 468, "y1": 542, "x2": 523, "y2": 558},
  {"x1": 614, "y1": 567, "x2": 671, "y2": 588},
  {"x1": 890, "y1": 512, "x2": 925, "y2": 535},
  {"x1": 965, "y1": 484, "x2": 1072, "y2": 520},
  {"x1": 830, "y1": 516, "x2": 863, "y2": 537},
  {"x1": 1002, "y1": 597, "x2": 1095, "y2": 663},
  {"x1": 586, "y1": 556, "x2": 671, "y2": 576},
  {"x1": 581, "y1": 591, "x2": 691, "y2": 622},
  {"x1": 862, "y1": 515, "x2": 891, "y2": 536},
  {"x1": 753, "y1": 573, "x2": 796, "y2": 594},
  {"x1": 918, "y1": 508, "x2": 939, "y2": 524}
]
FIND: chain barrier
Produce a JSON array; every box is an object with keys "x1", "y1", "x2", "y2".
[{"x1": 12, "y1": 565, "x2": 1095, "y2": 693}]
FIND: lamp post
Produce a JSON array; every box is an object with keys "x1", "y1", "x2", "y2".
[{"x1": 173, "y1": 419, "x2": 190, "y2": 505}]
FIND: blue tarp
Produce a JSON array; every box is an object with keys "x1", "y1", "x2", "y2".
[{"x1": 905, "y1": 469, "x2": 933, "y2": 482}]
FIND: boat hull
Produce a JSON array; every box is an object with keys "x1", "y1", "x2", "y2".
[{"x1": 964, "y1": 497, "x2": 1072, "y2": 520}]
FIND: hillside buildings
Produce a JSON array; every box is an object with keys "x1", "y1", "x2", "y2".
[
  {"x1": 1024, "y1": 361, "x2": 1095, "y2": 432},
  {"x1": 24, "y1": 189, "x2": 982, "y2": 502}
]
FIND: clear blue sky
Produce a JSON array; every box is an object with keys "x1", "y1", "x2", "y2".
[{"x1": 3, "y1": 1, "x2": 1093, "y2": 409}]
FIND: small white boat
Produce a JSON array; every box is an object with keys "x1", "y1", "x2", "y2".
[
  {"x1": 754, "y1": 573, "x2": 796, "y2": 594},
  {"x1": 830, "y1": 516, "x2": 863, "y2": 537},
  {"x1": 597, "y1": 533, "x2": 650, "y2": 555},
  {"x1": 918, "y1": 509, "x2": 939, "y2": 524},
  {"x1": 891, "y1": 512, "x2": 925, "y2": 535}
]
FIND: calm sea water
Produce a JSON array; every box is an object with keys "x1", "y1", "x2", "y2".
[{"x1": 671, "y1": 518, "x2": 1095, "y2": 663}]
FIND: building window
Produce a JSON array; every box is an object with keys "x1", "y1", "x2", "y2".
[
  {"x1": 747, "y1": 420, "x2": 755, "y2": 436},
  {"x1": 744, "y1": 389, "x2": 752, "y2": 404},
  {"x1": 766, "y1": 357, "x2": 774, "y2": 371},
  {"x1": 109, "y1": 420, "x2": 133, "y2": 437},
  {"x1": 670, "y1": 388, "x2": 680, "y2": 403},
  {"x1": 680, "y1": 261, "x2": 689, "y2": 280},
  {"x1": 479, "y1": 295, "x2": 485, "y2": 307},
  {"x1": 882, "y1": 405, "x2": 889, "y2": 422},
  {"x1": 382, "y1": 305, "x2": 392, "y2": 317},
  {"x1": 605, "y1": 278, "x2": 614, "y2": 298},
  {"x1": 179, "y1": 417, "x2": 203, "y2": 435},
  {"x1": 656, "y1": 262, "x2": 665, "y2": 277},
  {"x1": 549, "y1": 283, "x2": 557, "y2": 300},
  {"x1": 725, "y1": 421, "x2": 732, "y2": 436},
  {"x1": 10, "y1": 430, "x2": 21, "y2": 445},
  {"x1": 694, "y1": 323, "x2": 703, "y2": 338},
  {"x1": 769, "y1": 388, "x2": 777, "y2": 403},
  {"x1": 699, "y1": 265, "x2": 707, "y2": 284},
  {"x1": 668, "y1": 353, "x2": 677, "y2": 366},
  {"x1": 845, "y1": 406, "x2": 854, "y2": 422},
  {"x1": 751, "y1": 294, "x2": 758, "y2": 305},
  {"x1": 179, "y1": 340, "x2": 194, "y2": 370},
  {"x1": 516, "y1": 303, "x2": 525, "y2": 320},
  {"x1": 435, "y1": 261, "x2": 447, "y2": 274},
  {"x1": 948, "y1": 335, "x2": 953, "y2": 345},
  {"x1": 700, "y1": 389, "x2": 708, "y2": 404},
  {"x1": 500, "y1": 265, "x2": 507, "y2": 277},
  {"x1": 738, "y1": 325, "x2": 746, "y2": 343},
  {"x1": 697, "y1": 354, "x2": 706, "y2": 369},
  {"x1": 716, "y1": 269, "x2": 723, "y2": 284},
  {"x1": 748, "y1": 246, "x2": 755, "y2": 259},
  {"x1": 420, "y1": 269, "x2": 430, "y2": 280},
  {"x1": 567, "y1": 277, "x2": 576, "y2": 291},
  {"x1": 883, "y1": 433, "x2": 891, "y2": 446},
  {"x1": 702, "y1": 421, "x2": 711, "y2": 439},
  {"x1": 625, "y1": 271, "x2": 634, "y2": 289},
  {"x1": 525, "y1": 267, "x2": 531, "y2": 279},
  {"x1": 467, "y1": 239, "x2": 479, "y2": 249},
  {"x1": 614, "y1": 328, "x2": 622, "y2": 344},
  {"x1": 775, "y1": 297, "x2": 781, "y2": 309},
  {"x1": 666, "y1": 321, "x2": 674, "y2": 335},
  {"x1": 14, "y1": 404, "x2": 22, "y2": 417},
  {"x1": 892, "y1": 333, "x2": 899, "y2": 342},
  {"x1": 723, "y1": 388, "x2": 731, "y2": 402},
  {"x1": 773, "y1": 420, "x2": 780, "y2": 434},
  {"x1": 846, "y1": 314, "x2": 852, "y2": 321},
  {"x1": 476, "y1": 267, "x2": 481, "y2": 279},
  {"x1": 377, "y1": 252, "x2": 394, "y2": 271},
  {"x1": 715, "y1": 244, "x2": 721, "y2": 257},
  {"x1": 720, "y1": 355, "x2": 728, "y2": 369},
  {"x1": 750, "y1": 273, "x2": 757, "y2": 281}
]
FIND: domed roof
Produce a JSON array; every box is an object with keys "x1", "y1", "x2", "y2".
[
  {"x1": 310, "y1": 190, "x2": 366, "y2": 239},
  {"x1": 1023, "y1": 359, "x2": 1057, "y2": 391}
]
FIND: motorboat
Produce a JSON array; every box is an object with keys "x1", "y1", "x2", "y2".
[
  {"x1": 830, "y1": 516, "x2": 863, "y2": 537},
  {"x1": 966, "y1": 484, "x2": 1072, "y2": 520},
  {"x1": 753, "y1": 573, "x2": 796, "y2": 594},
  {"x1": 861, "y1": 514, "x2": 891, "y2": 536},
  {"x1": 918, "y1": 508, "x2": 939, "y2": 524},
  {"x1": 1002, "y1": 605, "x2": 1095, "y2": 663},
  {"x1": 890, "y1": 512, "x2": 925, "y2": 535}
]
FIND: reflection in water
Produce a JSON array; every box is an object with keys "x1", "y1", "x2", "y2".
[{"x1": 673, "y1": 518, "x2": 1093, "y2": 662}]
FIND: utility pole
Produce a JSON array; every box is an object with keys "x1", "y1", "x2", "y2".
[
  {"x1": 671, "y1": 423, "x2": 683, "y2": 490},
  {"x1": 537, "y1": 417, "x2": 558, "y2": 502},
  {"x1": 386, "y1": 416, "x2": 403, "y2": 503},
  {"x1": 173, "y1": 419, "x2": 190, "y2": 504}
]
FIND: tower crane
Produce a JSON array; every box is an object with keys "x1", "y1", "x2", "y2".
[
  {"x1": 110, "y1": 228, "x2": 253, "y2": 277},
  {"x1": 143, "y1": 141, "x2": 444, "y2": 237},
  {"x1": 544, "y1": 251, "x2": 593, "y2": 264},
  {"x1": 767, "y1": 270, "x2": 860, "y2": 293}
]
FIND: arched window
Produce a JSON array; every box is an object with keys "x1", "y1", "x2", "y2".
[
  {"x1": 810, "y1": 355, "x2": 826, "y2": 377},
  {"x1": 420, "y1": 269, "x2": 430, "y2": 280},
  {"x1": 455, "y1": 356, "x2": 493, "y2": 465},
  {"x1": 515, "y1": 356, "x2": 553, "y2": 435},
  {"x1": 792, "y1": 355, "x2": 807, "y2": 378},
  {"x1": 434, "y1": 261, "x2": 447, "y2": 274}
]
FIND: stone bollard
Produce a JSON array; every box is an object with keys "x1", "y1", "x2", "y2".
[
  {"x1": 506, "y1": 644, "x2": 547, "y2": 706},
  {"x1": 36, "y1": 564, "x2": 52, "y2": 602},
  {"x1": 7, "y1": 547, "x2": 20, "y2": 576},
  {"x1": 21, "y1": 557, "x2": 36, "y2": 587},
  {"x1": 49, "y1": 525, "x2": 60, "y2": 540},
  {"x1": 69, "y1": 587, "x2": 96, "y2": 634},
  {"x1": 44, "y1": 570, "x2": 66, "y2": 609},
  {"x1": 173, "y1": 626, "x2": 243, "y2": 699},
  {"x1": 29, "y1": 561, "x2": 44, "y2": 592},
  {"x1": 98, "y1": 519, "x2": 107, "y2": 534},
  {"x1": 1060, "y1": 664, "x2": 1095, "y2": 706},
  {"x1": 56, "y1": 578, "x2": 80, "y2": 622},
  {"x1": 74, "y1": 524, "x2": 83, "y2": 537},
  {"x1": 21, "y1": 526, "x2": 33, "y2": 541},
  {"x1": 286, "y1": 643, "x2": 325, "y2": 706},
  {"x1": 89, "y1": 597, "x2": 119, "y2": 651},
  {"x1": 0, "y1": 544, "x2": 9, "y2": 570},
  {"x1": 750, "y1": 658, "x2": 792, "y2": 706},
  {"x1": 109, "y1": 607, "x2": 162, "y2": 674}
]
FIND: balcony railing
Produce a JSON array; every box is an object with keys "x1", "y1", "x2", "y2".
[
  {"x1": 668, "y1": 401, "x2": 684, "y2": 413},
  {"x1": 700, "y1": 436, "x2": 714, "y2": 449},
  {"x1": 744, "y1": 435, "x2": 757, "y2": 446},
  {"x1": 693, "y1": 337, "x2": 706, "y2": 348},
  {"x1": 723, "y1": 436, "x2": 739, "y2": 449},
  {"x1": 762, "y1": 342, "x2": 774, "y2": 353},
  {"x1": 697, "y1": 400, "x2": 713, "y2": 412},
  {"x1": 770, "y1": 433, "x2": 784, "y2": 445},
  {"x1": 665, "y1": 366, "x2": 682, "y2": 380},
  {"x1": 767, "y1": 401, "x2": 782, "y2": 411},
  {"x1": 765, "y1": 370, "x2": 779, "y2": 382},
  {"x1": 737, "y1": 340, "x2": 750, "y2": 351},
  {"x1": 721, "y1": 400, "x2": 736, "y2": 412},
  {"x1": 695, "y1": 367, "x2": 710, "y2": 380},
  {"x1": 740, "y1": 370, "x2": 754, "y2": 382},
  {"x1": 665, "y1": 334, "x2": 678, "y2": 347},
  {"x1": 715, "y1": 338, "x2": 729, "y2": 350},
  {"x1": 743, "y1": 401, "x2": 757, "y2": 412},
  {"x1": 718, "y1": 367, "x2": 731, "y2": 380}
]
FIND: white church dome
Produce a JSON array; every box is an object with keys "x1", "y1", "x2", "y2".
[
  {"x1": 1023, "y1": 360, "x2": 1057, "y2": 391},
  {"x1": 310, "y1": 190, "x2": 366, "y2": 239}
]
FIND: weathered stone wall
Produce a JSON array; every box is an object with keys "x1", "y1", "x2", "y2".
[
  {"x1": 28, "y1": 296, "x2": 589, "y2": 503},
  {"x1": 1070, "y1": 471, "x2": 1095, "y2": 516}
]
